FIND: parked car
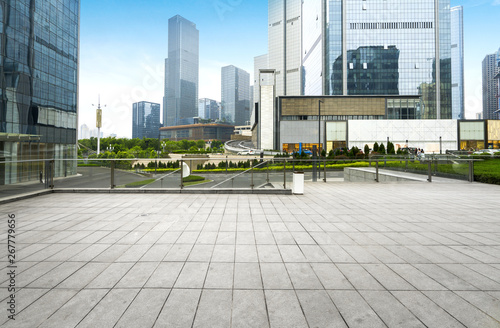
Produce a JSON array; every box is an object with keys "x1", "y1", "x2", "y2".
[{"x1": 472, "y1": 149, "x2": 498, "y2": 156}]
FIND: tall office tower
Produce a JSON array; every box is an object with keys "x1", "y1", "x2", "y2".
[
  {"x1": 451, "y1": 6, "x2": 464, "y2": 119},
  {"x1": 198, "y1": 98, "x2": 219, "y2": 121},
  {"x1": 164, "y1": 15, "x2": 199, "y2": 127},
  {"x1": 80, "y1": 124, "x2": 90, "y2": 140},
  {"x1": 268, "y1": 0, "x2": 452, "y2": 119},
  {"x1": 132, "y1": 102, "x2": 161, "y2": 139},
  {"x1": 221, "y1": 66, "x2": 251, "y2": 126},
  {"x1": 483, "y1": 51, "x2": 500, "y2": 120},
  {"x1": 496, "y1": 48, "x2": 500, "y2": 117},
  {"x1": 268, "y1": 0, "x2": 302, "y2": 96},
  {"x1": 0, "y1": 0, "x2": 80, "y2": 184}
]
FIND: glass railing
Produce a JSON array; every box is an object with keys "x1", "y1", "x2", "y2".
[{"x1": 0, "y1": 154, "x2": 497, "y2": 200}]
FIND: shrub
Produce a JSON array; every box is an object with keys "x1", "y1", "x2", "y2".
[{"x1": 183, "y1": 175, "x2": 205, "y2": 182}]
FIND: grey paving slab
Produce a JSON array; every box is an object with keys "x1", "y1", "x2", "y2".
[
  {"x1": 115, "y1": 262, "x2": 158, "y2": 288},
  {"x1": 310, "y1": 263, "x2": 353, "y2": 290},
  {"x1": 328, "y1": 290, "x2": 386, "y2": 328},
  {"x1": 57, "y1": 263, "x2": 110, "y2": 289},
  {"x1": 27, "y1": 262, "x2": 85, "y2": 288},
  {"x1": 145, "y1": 262, "x2": 184, "y2": 288},
  {"x1": 360, "y1": 291, "x2": 426, "y2": 328},
  {"x1": 174, "y1": 262, "x2": 209, "y2": 288},
  {"x1": 3, "y1": 181, "x2": 500, "y2": 327},
  {"x1": 423, "y1": 291, "x2": 500, "y2": 328},
  {"x1": 285, "y1": 263, "x2": 323, "y2": 289},
  {"x1": 363, "y1": 264, "x2": 415, "y2": 290},
  {"x1": 337, "y1": 263, "x2": 385, "y2": 290},
  {"x1": 154, "y1": 288, "x2": 202, "y2": 327},
  {"x1": 3, "y1": 289, "x2": 78, "y2": 328},
  {"x1": 257, "y1": 244, "x2": 283, "y2": 262},
  {"x1": 204, "y1": 262, "x2": 234, "y2": 289},
  {"x1": 260, "y1": 263, "x2": 293, "y2": 289},
  {"x1": 115, "y1": 288, "x2": 170, "y2": 328},
  {"x1": 38, "y1": 289, "x2": 108, "y2": 328},
  {"x1": 392, "y1": 291, "x2": 466, "y2": 328},
  {"x1": 87, "y1": 262, "x2": 134, "y2": 288},
  {"x1": 265, "y1": 290, "x2": 308, "y2": 328},
  {"x1": 76, "y1": 288, "x2": 139, "y2": 328},
  {"x1": 387, "y1": 264, "x2": 447, "y2": 290},
  {"x1": 296, "y1": 290, "x2": 347, "y2": 328},
  {"x1": 193, "y1": 290, "x2": 233, "y2": 328},
  {"x1": 232, "y1": 290, "x2": 269, "y2": 328},
  {"x1": 234, "y1": 263, "x2": 263, "y2": 289},
  {"x1": 235, "y1": 244, "x2": 259, "y2": 262}
]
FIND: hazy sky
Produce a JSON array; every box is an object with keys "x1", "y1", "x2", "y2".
[{"x1": 79, "y1": 0, "x2": 500, "y2": 138}]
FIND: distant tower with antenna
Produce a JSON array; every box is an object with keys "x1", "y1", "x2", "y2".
[{"x1": 93, "y1": 96, "x2": 106, "y2": 154}]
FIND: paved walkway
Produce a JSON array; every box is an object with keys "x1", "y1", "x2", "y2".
[{"x1": 1, "y1": 181, "x2": 500, "y2": 327}]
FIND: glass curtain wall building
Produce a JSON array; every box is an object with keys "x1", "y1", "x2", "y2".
[
  {"x1": 268, "y1": 0, "x2": 452, "y2": 119},
  {"x1": 482, "y1": 52, "x2": 500, "y2": 120},
  {"x1": 327, "y1": 0, "x2": 452, "y2": 119},
  {"x1": 221, "y1": 65, "x2": 250, "y2": 126},
  {"x1": 268, "y1": 0, "x2": 302, "y2": 96},
  {"x1": 164, "y1": 15, "x2": 199, "y2": 127},
  {"x1": 0, "y1": 0, "x2": 80, "y2": 185},
  {"x1": 451, "y1": 6, "x2": 464, "y2": 119},
  {"x1": 132, "y1": 102, "x2": 160, "y2": 139},
  {"x1": 198, "y1": 98, "x2": 219, "y2": 121}
]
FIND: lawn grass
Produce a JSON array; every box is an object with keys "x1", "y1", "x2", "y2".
[
  {"x1": 183, "y1": 179, "x2": 213, "y2": 186},
  {"x1": 123, "y1": 179, "x2": 156, "y2": 188},
  {"x1": 384, "y1": 158, "x2": 500, "y2": 185}
]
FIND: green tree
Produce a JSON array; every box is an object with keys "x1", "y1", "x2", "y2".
[
  {"x1": 379, "y1": 143, "x2": 386, "y2": 154},
  {"x1": 364, "y1": 144, "x2": 370, "y2": 158},
  {"x1": 196, "y1": 140, "x2": 206, "y2": 149},
  {"x1": 387, "y1": 141, "x2": 395, "y2": 155},
  {"x1": 373, "y1": 142, "x2": 379, "y2": 153}
]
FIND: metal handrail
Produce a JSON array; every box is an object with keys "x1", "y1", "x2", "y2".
[{"x1": 210, "y1": 160, "x2": 270, "y2": 188}]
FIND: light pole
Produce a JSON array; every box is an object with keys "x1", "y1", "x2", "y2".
[
  {"x1": 93, "y1": 96, "x2": 106, "y2": 155},
  {"x1": 318, "y1": 100, "x2": 324, "y2": 153}
]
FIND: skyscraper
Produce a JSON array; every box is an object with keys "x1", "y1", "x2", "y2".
[
  {"x1": 164, "y1": 15, "x2": 199, "y2": 127},
  {"x1": 221, "y1": 66, "x2": 250, "y2": 126},
  {"x1": 268, "y1": 0, "x2": 452, "y2": 119},
  {"x1": 198, "y1": 98, "x2": 220, "y2": 121},
  {"x1": 132, "y1": 102, "x2": 161, "y2": 139},
  {"x1": 483, "y1": 51, "x2": 500, "y2": 120},
  {"x1": 0, "y1": 0, "x2": 80, "y2": 184},
  {"x1": 496, "y1": 48, "x2": 500, "y2": 118},
  {"x1": 451, "y1": 6, "x2": 464, "y2": 119},
  {"x1": 268, "y1": 0, "x2": 302, "y2": 96}
]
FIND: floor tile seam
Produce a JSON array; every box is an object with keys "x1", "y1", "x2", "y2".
[
  {"x1": 434, "y1": 263, "x2": 500, "y2": 290},
  {"x1": 418, "y1": 290, "x2": 499, "y2": 327},
  {"x1": 0, "y1": 288, "x2": 52, "y2": 325},
  {"x1": 409, "y1": 262, "x2": 475, "y2": 291},
  {"x1": 461, "y1": 263, "x2": 500, "y2": 285},
  {"x1": 34, "y1": 285, "x2": 110, "y2": 328},
  {"x1": 16, "y1": 259, "x2": 84, "y2": 289}
]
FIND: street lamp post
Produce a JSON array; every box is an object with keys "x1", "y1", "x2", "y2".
[
  {"x1": 318, "y1": 100, "x2": 324, "y2": 181},
  {"x1": 318, "y1": 100, "x2": 324, "y2": 154},
  {"x1": 93, "y1": 96, "x2": 106, "y2": 155}
]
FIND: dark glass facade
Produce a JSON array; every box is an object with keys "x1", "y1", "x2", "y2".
[
  {"x1": 0, "y1": 0, "x2": 79, "y2": 184},
  {"x1": 325, "y1": 0, "x2": 452, "y2": 119},
  {"x1": 221, "y1": 65, "x2": 250, "y2": 126},
  {"x1": 132, "y1": 102, "x2": 161, "y2": 139}
]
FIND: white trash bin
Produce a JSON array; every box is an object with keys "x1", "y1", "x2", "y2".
[{"x1": 292, "y1": 171, "x2": 304, "y2": 195}]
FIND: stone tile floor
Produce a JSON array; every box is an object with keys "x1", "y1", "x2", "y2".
[{"x1": 1, "y1": 181, "x2": 500, "y2": 327}]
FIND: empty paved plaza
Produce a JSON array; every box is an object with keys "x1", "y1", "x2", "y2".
[{"x1": 1, "y1": 181, "x2": 500, "y2": 327}]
